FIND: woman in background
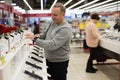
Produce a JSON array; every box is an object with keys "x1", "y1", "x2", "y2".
[
  {"x1": 33, "y1": 21, "x2": 40, "y2": 34},
  {"x1": 85, "y1": 13, "x2": 101, "y2": 73}
]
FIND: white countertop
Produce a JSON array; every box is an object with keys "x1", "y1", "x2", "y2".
[{"x1": 99, "y1": 34, "x2": 120, "y2": 54}]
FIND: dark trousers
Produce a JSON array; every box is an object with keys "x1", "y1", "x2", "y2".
[
  {"x1": 83, "y1": 39, "x2": 89, "y2": 49},
  {"x1": 86, "y1": 46, "x2": 100, "y2": 70},
  {"x1": 46, "y1": 60, "x2": 69, "y2": 80}
]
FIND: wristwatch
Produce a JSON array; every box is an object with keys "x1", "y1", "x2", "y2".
[{"x1": 33, "y1": 37, "x2": 38, "y2": 42}]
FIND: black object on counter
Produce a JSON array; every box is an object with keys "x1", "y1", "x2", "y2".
[
  {"x1": 0, "y1": 33, "x2": 2, "y2": 39},
  {"x1": 34, "y1": 46, "x2": 40, "y2": 50},
  {"x1": 29, "y1": 56, "x2": 43, "y2": 63},
  {"x1": 31, "y1": 52, "x2": 44, "y2": 58},
  {"x1": 25, "y1": 61, "x2": 42, "y2": 70},
  {"x1": 24, "y1": 70, "x2": 43, "y2": 80},
  {"x1": 4, "y1": 35, "x2": 9, "y2": 39},
  {"x1": 113, "y1": 22, "x2": 120, "y2": 32},
  {"x1": 10, "y1": 34, "x2": 14, "y2": 37},
  {"x1": 33, "y1": 48, "x2": 39, "y2": 52}
]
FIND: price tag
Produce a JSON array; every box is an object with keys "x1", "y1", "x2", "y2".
[{"x1": 0, "y1": 56, "x2": 6, "y2": 65}]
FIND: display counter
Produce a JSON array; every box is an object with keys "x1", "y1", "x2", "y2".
[
  {"x1": 99, "y1": 32, "x2": 120, "y2": 61},
  {"x1": 0, "y1": 30, "x2": 48, "y2": 80}
]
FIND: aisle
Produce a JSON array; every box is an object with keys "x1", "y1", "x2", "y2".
[{"x1": 67, "y1": 43, "x2": 119, "y2": 80}]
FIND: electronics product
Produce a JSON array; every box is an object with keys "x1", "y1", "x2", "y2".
[
  {"x1": 33, "y1": 49, "x2": 43, "y2": 54},
  {"x1": 10, "y1": 34, "x2": 14, "y2": 37},
  {"x1": 4, "y1": 36, "x2": 9, "y2": 39},
  {"x1": 34, "y1": 45, "x2": 44, "y2": 51},
  {"x1": 0, "y1": 33, "x2": 2, "y2": 39},
  {"x1": 33, "y1": 48, "x2": 39, "y2": 52},
  {"x1": 24, "y1": 70, "x2": 43, "y2": 80},
  {"x1": 28, "y1": 56, "x2": 43, "y2": 63},
  {"x1": 20, "y1": 30, "x2": 23, "y2": 32},
  {"x1": 31, "y1": 52, "x2": 44, "y2": 58},
  {"x1": 34, "y1": 46, "x2": 40, "y2": 50},
  {"x1": 18, "y1": 31, "x2": 21, "y2": 34},
  {"x1": 25, "y1": 61, "x2": 42, "y2": 70}
]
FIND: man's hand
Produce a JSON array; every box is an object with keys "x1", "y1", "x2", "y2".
[
  {"x1": 35, "y1": 34, "x2": 40, "y2": 37},
  {"x1": 25, "y1": 33, "x2": 35, "y2": 40}
]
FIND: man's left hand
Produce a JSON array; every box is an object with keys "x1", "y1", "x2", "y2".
[{"x1": 25, "y1": 33, "x2": 35, "y2": 40}]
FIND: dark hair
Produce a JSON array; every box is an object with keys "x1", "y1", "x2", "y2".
[
  {"x1": 91, "y1": 13, "x2": 100, "y2": 20},
  {"x1": 53, "y1": 2, "x2": 66, "y2": 13},
  {"x1": 34, "y1": 21, "x2": 37, "y2": 26}
]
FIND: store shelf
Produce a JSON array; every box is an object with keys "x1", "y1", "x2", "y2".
[
  {"x1": 100, "y1": 33, "x2": 120, "y2": 54},
  {"x1": 0, "y1": 30, "x2": 48, "y2": 80},
  {"x1": 0, "y1": 43, "x2": 25, "y2": 69}
]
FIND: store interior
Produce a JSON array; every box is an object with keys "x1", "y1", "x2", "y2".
[{"x1": 0, "y1": 0, "x2": 120, "y2": 80}]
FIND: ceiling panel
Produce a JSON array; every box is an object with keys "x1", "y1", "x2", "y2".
[{"x1": 10, "y1": 0, "x2": 120, "y2": 12}]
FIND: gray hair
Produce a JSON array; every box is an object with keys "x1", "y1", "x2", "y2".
[{"x1": 53, "y1": 2, "x2": 66, "y2": 13}]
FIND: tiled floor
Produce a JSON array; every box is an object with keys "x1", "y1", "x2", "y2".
[{"x1": 67, "y1": 43, "x2": 120, "y2": 80}]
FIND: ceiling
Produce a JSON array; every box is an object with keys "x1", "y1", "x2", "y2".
[{"x1": 10, "y1": 0, "x2": 120, "y2": 12}]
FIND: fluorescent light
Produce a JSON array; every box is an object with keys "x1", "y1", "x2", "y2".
[
  {"x1": 13, "y1": 6, "x2": 22, "y2": 10},
  {"x1": 88, "y1": 4, "x2": 120, "y2": 12},
  {"x1": 85, "y1": 1, "x2": 120, "y2": 11},
  {"x1": 11, "y1": 3, "x2": 16, "y2": 6},
  {"x1": 75, "y1": 0, "x2": 99, "y2": 10},
  {"x1": 50, "y1": 0, "x2": 58, "y2": 10},
  {"x1": 23, "y1": 0, "x2": 33, "y2": 10},
  {"x1": 0, "y1": 1, "x2": 5, "y2": 3},
  {"x1": 83, "y1": 0, "x2": 113, "y2": 10},
  {"x1": 90, "y1": 7, "x2": 120, "y2": 12},
  {"x1": 27, "y1": 10, "x2": 51, "y2": 14},
  {"x1": 41, "y1": 0, "x2": 43, "y2": 10},
  {"x1": 64, "y1": 0, "x2": 72, "y2": 6},
  {"x1": 18, "y1": 9, "x2": 26, "y2": 13},
  {"x1": 13, "y1": 5, "x2": 26, "y2": 13},
  {"x1": 67, "y1": 0, "x2": 85, "y2": 10}
]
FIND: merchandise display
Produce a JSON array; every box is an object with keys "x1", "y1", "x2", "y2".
[
  {"x1": 25, "y1": 61, "x2": 42, "y2": 70},
  {"x1": 0, "y1": 30, "x2": 48, "y2": 80},
  {"x1": 28, "y1": 55, "x2": 43, "y2": 63},
  {"x1": 24, "y1": 70, "x2": 43, "y2": 80},
  {"x1": 0, "y1": 0, "x2": 120, "y2": 80},
  {"x1": 32, "y1": 51, "x2": 44, "y2": 58},
  {"x1": 99, "y1": 30, "x2": 120, "y2": 61}
]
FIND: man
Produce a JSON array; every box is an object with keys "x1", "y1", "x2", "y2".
[
  {"x1": 85, "y1": 13, "x2": 101, "y2": 73},
  {"x1": 25, "y1": 3, "x2": 72, "y2": 80}
]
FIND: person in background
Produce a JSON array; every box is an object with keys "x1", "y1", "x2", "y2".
[
  {"x1": 32, "y1": 21, "x2": 40, "y2": 44},
  {"x1": 85, "y1": 13, "x2": 101, "y2": 73},
  {"x1": 25, "y1": 3, "x2": 72, "y2": 80},
  {"x1": 33, "y1": 21, "x2": 40, "y2": 34}
]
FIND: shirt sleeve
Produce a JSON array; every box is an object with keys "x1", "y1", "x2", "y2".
[
  {"x1": 36, "y1": 27, "x2": 72, "y2": 50},
  {"x1": 91, "y1": 23, "x2": 100, "y2": 39},
  {"x1": 40, "y1": 21, "x2": 52, "y2": 39}
]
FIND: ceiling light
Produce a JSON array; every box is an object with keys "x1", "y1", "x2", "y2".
[
  {"x1": 13, "y1": 6, "x2": 22, "y2": 9},
  {"x1": 85, "y1": 1, "x2": 120, "y2": 11},
  {"x1": 64, "y1": 0, "x2": 72, "y2": 7},
  {"x1": 50, "y1": 0, "x2": 58, "y2": 10},
  {"x1": 0, "y1": 0, "x2": 5, "y2": 3},
  {"x1": 11, "y1": 3, "x2": 16, "y2": 6},
  {"x1": 83, "y1": 0, "x2": 113, "y2": 10},
  {"x1": 90, "y1": 7, "x2": 120, "y2": 12},
  {"x1": 75, "y1": 0, "x2": 99, "y2": 10},
  {"x1": 41, "y1": 0, "x2": 43, "y2": 10},
  {"x1": 67, "y1": 0, "x2": 85, "y2": 10},
  {"x1": 23, "y1": 0, "x2": 33, "y2": 10},
  {"x1": 88, "y1": 4, "x2": 120, "y2": 12}
]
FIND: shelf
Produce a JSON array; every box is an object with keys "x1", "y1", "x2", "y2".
[
  {"x1": 0, "y1": 30, "x2": 48, "y2": 80},
  {"x1": 0, "y1": 43, "x2": 25, "y2": 69}
]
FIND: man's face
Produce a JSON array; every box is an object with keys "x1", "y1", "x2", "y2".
[{"x1": 51, "y1": 7, "x2": 64, "y2": 25}]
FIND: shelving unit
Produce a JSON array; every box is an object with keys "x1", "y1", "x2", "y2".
[{"x1": 0, "y1": 30, "x2": 48, "y2": 80}]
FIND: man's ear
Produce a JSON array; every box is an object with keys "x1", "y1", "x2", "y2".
[{"x1": 63, "y1": 13, "x2": 65, "y2": 16}]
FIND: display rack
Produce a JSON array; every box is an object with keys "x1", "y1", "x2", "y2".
[
  {"x1": 0, "y1": 30, "x2": 48, "y2": 80},
  {"x1": 100, "y1": 32, "x2": 120, "y2": 55}
]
